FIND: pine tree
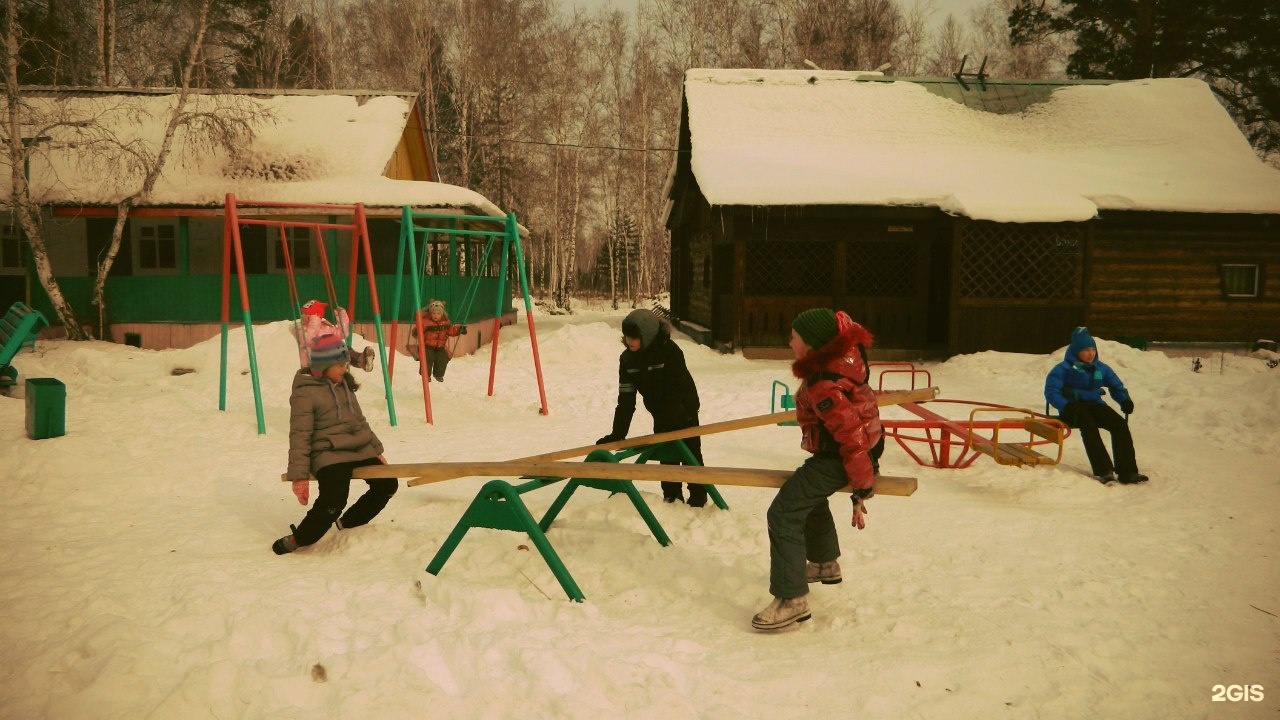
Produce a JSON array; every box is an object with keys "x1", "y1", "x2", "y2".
[{"x1": 1009, "y1": 0, "x2": 1280, "y2": 156}]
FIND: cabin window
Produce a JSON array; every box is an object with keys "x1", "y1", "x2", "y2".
[
  {"x1": 746, "y1": 241, "x2": 833, "y2": 294},
  {"x1": 1220, "y1": 263, "x2": 1260, "y2": 298},
  {"x1": 273, "y1": 227, "x2": 313, "y2": 273},
  {"x1": 135, "y1": 222, "x2": 177, "y2": 273},
  {"x1": 1, "y1": 223, "x2": 25, "y2": 272}
]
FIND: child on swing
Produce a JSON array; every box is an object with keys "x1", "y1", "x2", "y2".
[
  {"x1": 407, "y1": 299, "x2": 466, "y2": 382},
  {"x1": 299, "y1": 299, "x2": 375, "y2": 372}
]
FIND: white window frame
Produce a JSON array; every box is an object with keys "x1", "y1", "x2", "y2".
[
  {"x1": 271, "y1": 226, "x2": 315, "y2": 274},
  {"x1": 1221, "y1": 263, "x2": 1260, "y2": 298},
  {"x1": 133, "y1": 221, "x2": 179, "y2": 275}
]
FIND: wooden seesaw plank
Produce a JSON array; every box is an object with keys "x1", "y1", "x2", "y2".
[
  {"x1": 370, "y1": 461, "x2": 915, "y2": 497},
  {"x1": 506, "y1": 386, "x2": 940, "y2": 464},
  {"x1": 295, "y1": 387, "x2": 936, "y2": 487}
]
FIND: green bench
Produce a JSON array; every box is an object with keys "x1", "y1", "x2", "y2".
[{"x1": 0, "y1": 302, "x2": 49, "y2": 389}]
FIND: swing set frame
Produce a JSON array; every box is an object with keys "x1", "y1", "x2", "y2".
[
  {"x1": 388, "y1": 207, "x2": 548, "y2": 424},
  {"x1": 217, "y1": 194, "x2": 396, "y2": 434}
]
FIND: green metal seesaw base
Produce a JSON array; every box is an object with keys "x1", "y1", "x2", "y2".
[{"x1": 425, "y1": 440, "x2": 728, "y2": 601}]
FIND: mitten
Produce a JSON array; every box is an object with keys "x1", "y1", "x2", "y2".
[
  {"x1": 1119, "y1": 398, "x2": 1134, "y2": 415},
  {"x1": 458, "y1": 325, "x2": 468, "y2": 335},
  {"x1": 1060, "y1": 401, "x2": 1083, "y2": 426}
]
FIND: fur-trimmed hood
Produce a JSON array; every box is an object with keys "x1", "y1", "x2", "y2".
[{"x1": 791, "y1": 321, "x2": 874, "y2": 382}]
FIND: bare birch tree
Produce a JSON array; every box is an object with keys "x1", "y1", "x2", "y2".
[
  {"x1": 87, "y1": 0, "x2": 268, "y2": 337},
  {"x1": 970, "y1": 0, "x2": 1068, "y2": 79}
]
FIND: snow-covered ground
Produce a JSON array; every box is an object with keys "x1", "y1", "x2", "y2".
[{"x1": 2, "y1": 304, "x2": 1277, "y2": 719}]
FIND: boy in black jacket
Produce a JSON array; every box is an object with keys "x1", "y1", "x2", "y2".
[{"x1": 596, "y1": 309, "x2": 708, "y2": 506}]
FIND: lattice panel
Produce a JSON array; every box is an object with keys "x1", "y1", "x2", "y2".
[
  {"x1": 847, "y1": 241, "x2": 916, "y2": 296},
  {"x1": 746, "y1": 241, "x2": 833, "y2": 295},
  {"x1": 958, "y1": 222, "x2": 1082, "y2": 299}
]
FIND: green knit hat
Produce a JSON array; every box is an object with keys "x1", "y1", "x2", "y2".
[{"x1": 792, "y1": 308, "x2": 838, "y2": 349}]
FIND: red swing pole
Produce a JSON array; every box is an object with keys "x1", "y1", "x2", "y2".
[
  {"x1": 353, "y1": 203, "x2": 398, "y2": 425},
  {"x1": 347, "y1": 210, "x2": 361, "y2": 317},
  {"x1": 414, "y1": 306, "x2": 432, "y2": 424},
  {"x1": 226, "y1": 195, "x2": 266, "y2": 434},
  {"x1": 507, "y1": 213, "x2": 548, "y2": 415},
  {"x1": 309, "y1": 225, "x2": 341, "y2": 327}
]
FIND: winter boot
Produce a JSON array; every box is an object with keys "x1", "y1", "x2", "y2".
[
  {"x1": 687, "y1": 485, "x2": 709, "y2": 508},
  {"x1": 751, "y1": 595, "x2": 811, "y2": 630},
  {"x1": 806, "y1": 560, "x2": 842, "y2": 585},
  {"x1": 358, "y1": 346, "x2": 376, "y2": 372},
  {"x1": 272, "y1": 534, "x2": 299, "y2": 555},
  {"x1": 1117, "y1": 472, "x2": 1149, "y2": 484},
  {"x1": 1095, "y1": 472, "x2": 1117, "y2": 485}
]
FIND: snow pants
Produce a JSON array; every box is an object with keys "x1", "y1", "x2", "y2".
[
  {"x1": 1068, "y1": 402, "x2": 1139, "y2": 477},
  {"x1": 655, "y1": 412, "x2": 708, "y2": 506},
  {"x1": 425, "y1": 347, "x2": 450, "y2": 381},
  {"x1": 767, "y1": 454, "x2": 849, "y2": 600},
  {"x1": 294, "y1": 458, "x2": 397, "y2": 546}
]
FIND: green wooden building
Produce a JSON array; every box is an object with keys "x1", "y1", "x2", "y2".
[{"x1": 2, "y1": 87, "x2": 517, "y2": 350}]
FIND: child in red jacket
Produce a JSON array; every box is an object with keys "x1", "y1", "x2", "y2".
[
  {"x1": 752, "y1": 308, "x2": 883, "y2": 631},
  {"x1": 407, "y1": 299, "x2": 466, "y2": 382}
]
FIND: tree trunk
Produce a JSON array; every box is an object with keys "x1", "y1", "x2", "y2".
[
  {"x1": 4, "y1": 0, "x2": 88, "y2": 338},
  {"x1": 548, "y1": 146, "x2": 563, "y2": 309},
  {"x1": 566, "y1": 143, "x2": 582, "y2": 311},
  {"x1": 99, "y1": 0, "x2": 114, "y2": 85}
]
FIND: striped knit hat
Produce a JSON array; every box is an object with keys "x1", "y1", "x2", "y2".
[{"x1": 308, "y1": 332, "x2": 347, "y2": 373}]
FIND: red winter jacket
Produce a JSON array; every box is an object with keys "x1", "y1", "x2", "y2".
[
  {"x1": 790, "y1": 322, "x2": 883, "y2": 490},
  {"x1": 409, "y1": 310, "x2": 461, "y2": 350}
]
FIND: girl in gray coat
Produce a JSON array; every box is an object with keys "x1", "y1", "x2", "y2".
[{"x1": 273, "y1": 333, "x2": 397, "y2": 554}]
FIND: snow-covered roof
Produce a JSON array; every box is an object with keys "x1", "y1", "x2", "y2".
[
  {"x1": 3, "y1": 89, "x2": 504, "y2": 217},
  {"x1": 681, "y1": 69, "x2": 1280, "y2": 222}
]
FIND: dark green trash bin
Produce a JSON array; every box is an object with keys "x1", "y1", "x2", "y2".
[{"x1": 26, "y1": 377, "x2": 65, "y2": 439}]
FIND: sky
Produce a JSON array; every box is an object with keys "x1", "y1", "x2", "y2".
[{"x1": 2, "y1": 301, "x2": 1278, "y2": 719}]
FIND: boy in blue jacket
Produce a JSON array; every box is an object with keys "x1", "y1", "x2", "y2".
[{"x1": 1045, "y1": 327, "x2": 1148, "y2": 485}]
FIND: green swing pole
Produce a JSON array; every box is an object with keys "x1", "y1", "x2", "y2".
[
  {"x1": 406, "y1": 222, "x2": 432, "y2": 424},
  {"x1": 388, "y1": 206, "x2": 412, "y2": 381},
  {"x1": 353, "y1": 203, "x2": 397, "y2": 426},
  {"x1": 507, "y1": 213, "x2": 549, "y2": 415},
  {"x1": 486, "y1": 224, "x2": 512, "y2": 397},
  {"x1": 218, "y1": 195, "x2": 233, "y2": 413},
  {"x1": 448, "y1": 217, "x2": 459, "y2": 313}
]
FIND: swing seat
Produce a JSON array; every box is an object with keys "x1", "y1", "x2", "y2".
[{"x1": 966, "y1": 407, "x2": 1067, "y2": 467}]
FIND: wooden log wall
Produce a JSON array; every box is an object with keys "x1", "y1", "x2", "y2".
[{"x1": 1087, "y1": 218, "x2": 1280, "y2": 343}]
